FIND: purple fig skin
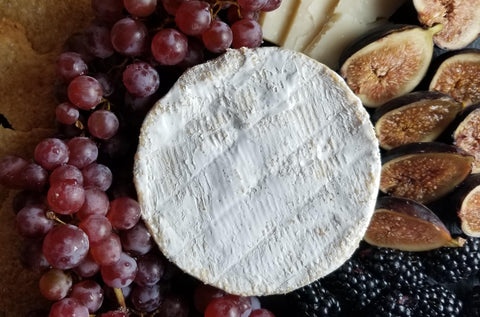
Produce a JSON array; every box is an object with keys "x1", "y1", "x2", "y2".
[
  {"x1": 453, "y1": 174, "x2": 480, "y2": 236},
  {"x1": 381, "y1": 142, "x2": 473, "y2": 164}
]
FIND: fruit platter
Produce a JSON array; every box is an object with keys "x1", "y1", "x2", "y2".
[{"x1": 1, "y1": 0, "x2": 480, "y2": 316}]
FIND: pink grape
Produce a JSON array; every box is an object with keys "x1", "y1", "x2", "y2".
[
  {"x1": 124, "y1": 0, "x2": 157, "y2": 17},
  {"x1": 111, "y1": 17, "x2": 148, "y2": 56},
  {"x1": 82, "y1": 163, "x2": 113, "y2": 191},
  {"x1": 70, "y1": 280, "x2": 104, "y2": 313},
  {"x1": 87, "y1": 110, "x2": 120, "y2": 139},
  {"x1": 67, "y1": 136, "x2": 99, "y2": 169},
  {"x1": 67, "y1": 75, "x2": 104, "y2": 110},
  {"x1": 77, "y1": 187, "x2": 110, "y2": 220},
  {"x1": 202, "y1": 20, "x2": 233, "y2": 53},
  {"x1": 56, "y1": 102, "x2": 80, "y2": 125},
  {"x1": 107, "y1": 196, "x2": 141, "y2": 230},
  {"x1": 49, "y1": 298, "x2": 89, "y2": 317},
  {"x1": 122, "y1": 62, "x2": 160, "y2": 97},
  {"x1": 231, "y1": 18, "x2": 263, "y2": 48},
  {"x1": 151, "y1": 28, "x2": 188, "y2": 65},
  {"x1": 34, "y1": 138, "x2": 70, "y2": 171},
  {"x1": 56, "y1": 52, "x2": 88, "y2": 82},
  {"x1": 237, "y1": 0, "x2": 267, "y2": 11},
  {"x1": 16, "y1": 205, "x2": 54, "y2": 238},
  {"x1": 50, "y1": 164, "x2": 84, "y2": 186},
  {"x1": 39, "y1": 268, "x2": 73, "y2": 301},
  {"x1": 79, "y1": 214, "x2": 112, "y2": 245},
  {"x1": 262, "y1": 0, "x2": 281, "y2": 11},
  {"x1": 175, "y1": 1, "x2": 211, "y2": 36},
  {"x1": 47, "y1": 179, "x2": 85, "y2": 214},
  {"x1": 90, "y1": 232, "x2": 122, "y2": 265},
  {"x1": 42, "y1": 224, "x2": 89, "y2": 270},
  {"x1": 73, "y1": 253, "x2": 100, "y2": 278},
  {"x1": 101, "y1": 252, "x2": 138, "y2": 288}
]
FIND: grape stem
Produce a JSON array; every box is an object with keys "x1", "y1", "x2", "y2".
[
  {"x1": 211, "y1": 0, "x2": 239, "y2": 18},
  {"x1": 114, "y1": 287, "x2": 127, "y2": 310},
  {"x1": 46, "y1": 210, "x2": 66, "y2": 225}
]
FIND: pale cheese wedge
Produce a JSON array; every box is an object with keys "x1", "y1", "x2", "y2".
[
  {"x1": 134, "y1": 47, "x2": 381, "y2": 296},
  {"x1": 259, "y1": 0, "x2": 301, "y2": 45}
]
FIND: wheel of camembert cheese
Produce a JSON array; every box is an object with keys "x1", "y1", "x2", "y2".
[{"x1": 134, "y1": 47, "x2": 381, "y2": 296}]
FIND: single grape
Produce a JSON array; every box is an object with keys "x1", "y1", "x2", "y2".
[
  {"x1": 249, "y1": 309, "x2": 275, "y2": 317},
  {"x1": 134, "y1": 253, "x2": 166, "y2": 286},
  {"x1": 130, "y1": 284, "x2": 163, "y2": 312},
  {"x1": 67, "y1": 136, "x2": 99, "y2": 169},
  {"x1": 47, "y1": 179, "x2": 85, "y2": 214},
  {"x1": 161, "y1": 0, "x2": 188, "y2": 15},
  {"x1": 158, "y1": 294, "x2": 189, "y2": 317},
  {"x1": 48, "y1": 298, "x2": 89, "y2": 317},
  {"x1": 122, "y1": 62, "x2": 160, "y2": 97},
  {"x1": 204, "y1": 296, "x2": 241, "y2": 317},
  {"x1": 151, "y1": 28, "x2": 188, "y2": 65},
  {"x1": 77, "y1": 187, "x2": 110, "y2": 220},
  {"x1": 16, "y1": 205, "x2": 54, "y2": 238},
  {"x1": 110, "y1": 17, "x2": 148, "y2": 56},
  {"x1": 67, "y1": 75, "x2": 104, "y2": 110},
  {"x1": 82, "y1": 163, "x2": 113, "y2": 191},
  {"x1": 175, "y1": 1, "x2": 211, "y2": 36},
  {"x1": 224, "y1": 295, "x2": 252, "y2": 317},
  {"x1": 193, "y1": 284, "x2": 226, "y2": 313},
  {"x1": 107, "y1": 196, "x2": 141, "y2": 230},
  {"x1": 84, "y1": 22, "x2": 115, "y2": 58},
  {"x1": 261, "y1": 0, "x2": 281, "y2": 11},
  {"x1": 0, "y1": 155, "x2": 28, "y2": 188},
  {"x1": 231, "y1": 18, "x2": 263, "y2": 48},
  {"x1": 202, "y1": 20, "x2": 233, "y2": 53},
  {"x1": 79, "y1": 214, "x2": 113, "y2": 245},
  {"x1": 124, "y1": 0, "x2": 157, "y2": 17},
  {"x1": 101, "y1": 252, "x2": 138, "y2": 288},
  {"x1": 87, "y1": 110, "x2": 120, "y2": 139},
  {"x1": 42, "y1": 224, "x2": 89, "y2": 270},
  {"x1": 237, "y1": 0, "x2": 267, "y2": 11},
  {"x1": 34, "y1": 138, "x2": 70, "y2": 171},
  {"x1": 226, "y1": 6, "x2": 259, "y2": 23},
  {"x1": 120, "y1": 221, "x2": 154, "y2": 255},
  {"x1": 56, "y1": 102, "x2": 80, "y2": 125},
  {"x1": 20, "y1": 239, "x2": 50, "y2": 272},
  {"x1": 70, "y1": 280, "x2": 104, "y2": 313},
  {"x1": 91, "y1": 0, "x2": 125, "y2": 22},
  {"x1": 56, "y1": 52, "x2": 88, "y2": 82},
  {"x1": 50, "y1": 164, "x2": 84, "y2": 186},
  {"x1": 18, "y1": 162, "x2": 49, "y2": 191},
  {"x1": 90, "y1": 232, "x2": 122, "y2": 265},
  {"x1": 39, "y1": 268, "x2": 73, "y2": 301},
  {"x1": 73, "y1": 253, "x2": 101, "y2": 278}
]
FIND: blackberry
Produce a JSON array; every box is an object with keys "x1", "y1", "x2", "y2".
[
  {"x1": 322, "y1": 258, "x2": 387, "y2": 312},
  {"x1": 413, "y1": 284, "x2": 463, "y2": 316},
  {"x1": 358, "y1": 246, "x2": 427, "y2": 290},
  {"x1": 365, "y1": 289, "x2": 419, "y2": 317},
  {"x1": 424, "y1": 237, "x2": 480, "y2": 283},
  {"x1": 289, "y1": 280, "x2": 341, "y2": 317}
]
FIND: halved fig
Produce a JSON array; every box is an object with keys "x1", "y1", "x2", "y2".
[
  {"x1": 453, "y1": 104, "x2": 480, "y2": 173},
  {"x1": 373, "y1": 91, "x2": 462, "y2": 150},
  {"x1": 380, "y1": 142, "x2": 473, "y2": 204},
  {"x1": 429, "y1": 50, "x2": 480, "y2": 107},
  {"x1": 364, "y1": 196, "x2": 464, "y2": 251},
  {"x1": 340, "y1": 24, "x2": 443, "y2": 108},
  {"x1": 413, "y1": 0, "x2": 480, "y2": 50},
  {"x1": 455, "y1": 174, "x2": 480, "y2": 237}
]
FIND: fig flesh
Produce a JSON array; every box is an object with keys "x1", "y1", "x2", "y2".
[
  {"x1": 429, "y1": 49, "x2": 480, "y2": 107},
  {"x1": 456, "y1": 174, "x2": 480, "y2": 237},
  {"x1": 413, "y1": 0, "x2": 480, "y2": 50},
  {"x1": 365, "y1": 196, "x2": 464, "y2": 251},
  {"x1": 373, "y1": 91, "x2": 462, "y2": 150},
  {"x1": 454, "y1": 104, "x2": 480, "y2": 173},
  {"x1": 340, "y1": 24, "x2": 442, "y2": 108},
  {"x1": 380, "y1": 142, "x2": 473, "y2": 204}
]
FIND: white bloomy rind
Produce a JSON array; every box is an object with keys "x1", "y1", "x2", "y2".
[{"x1": 134, "y1": 47, "x2": 381, "y2": 296}]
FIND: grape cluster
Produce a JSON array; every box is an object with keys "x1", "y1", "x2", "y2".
[{"x1": 0, "y1": 0, "x2": 281, "y2": 316}]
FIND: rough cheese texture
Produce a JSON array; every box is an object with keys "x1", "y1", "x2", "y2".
[{"x1": 134, "y1": 47, "x2": 381, "y2": 296}]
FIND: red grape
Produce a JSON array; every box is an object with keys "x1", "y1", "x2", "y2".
[
  {"x1": 16, "y1": 205, "x2": 54, "y2": 238},
  {"x1": 56, "y1": 102, "x2": 80, "y2": 125},
  {"x1": 202, "y1": 20, "x2": 233, "y2": 53},
  {"x1": 34, "y1": 138, "x2": 70, "y2": 171},
  {"x1": 107, "y1": 196, "x2": 141, "y2": 230},
  {"x1": 0, "y1": 155, "x2": 28, "y2": 188},
  {"x1": 43, "y1": 224, "x2": 89, "y2": 270},
  {"x1": 101, "y1": 310, "x2": 129, "y2": 317},
  {"x1": 87, "y1": 110, "x2": 120, "y2": 139},
  {"x1": 231, "y1": 18, "x2": 263, "y2": 48},
  {"x1": 49, "y1": 298, "x2": 89, "y2": 317},
  {"x1": 73, "y1": 253, "x2": 101, "y2": 278},
  {"x1": 85, "y1": 22, "x2": 115, "y2": 58},
  {"x1": 151, "y1": 28, "x2": 188, "y2": 65},
  {"x1": 67, "y1": 136, "x2": 99, "y2": 169},
  {"x1": 224, "y1": 295, "x2": 252, "y2": 317},
  {"x1": 131, "y1": 284, "x2": 163, "y2": 312},
  {"x1": 204, "y1": 296, "x2": 241, "y2": 317},
  {"x1": 18, "y1": 162, "x2": 48, "y2": 191},
  {"x1": 47, "y1": 180, "x2": 85, "y2": 214},
  {"x1": 237, "y1": 0, "x2": 267, "y2": 11},
  {"x1": 120, "y1": 221, "x2": 154, "y2": 255},
  {"x1": 124, "y1": 0, "x2": 157, "y2": 17},
  {"x1": 193, "y1": 284, "x2": 226, "y2": 313},
  {"x1": 20, "y1": 239, "x2": 50, "y2": 272},
  {"x1": 261, "y1": 0, "x2": 281, "y2": 11},
  {"x1": 175, "y1": 1, "x2": 211, "y2": 36},
  {"x1": 56, "y1": 52, "x2": 88, "y2": 82},
  {"x1": 122, "y1": 62, "x2": 160, "y2": 97},
  {"x1": 91, "y1": 0, "x2": 125, "y2": 22},
  {"x1": 101, "y1": 252, "x2": 138, "y2": 288},
  {"x1": 39, "y1": 268, "x2": 73, "y2": 301},
  {"x1": 79, "y1": 214, "x2": 113, "y2": 245},
  {"x1": 158, "y1": 294, "x2": 189, "y2": 317},
  {"x1": 249, "y1": 309, "x2": 276, "y2": 317},
  {"x1": 90, "y1": 232, "x2": 122, "y2": 265},
  {"x1": 134, "y1": 252, "x2": 166, "y2": 286},
  {"x1": 77, "y1": 187, "x2": 110, "y2": 220},
  {"x1": 111, "y1": 17, "x2": 148, "y2": 56},
  {"x1": 82, "y1": 163, "x2": 113, "y2": 191},
  {"x1": 70, "y1": 280, "x2": 104, "y2": 313},
  {"x1": 50, "y1": 164, "x2": 84, "y2": 186},
  {"x1": 161, "y1": 0, "x2": 189, "y2": 15},
  {"x1": 67, "y1": 75, "x2": 104, "y2": 110}
]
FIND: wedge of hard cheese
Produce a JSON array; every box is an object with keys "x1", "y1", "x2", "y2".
[{"x1": 134, "y1": 47, "x2": 381, "y2": 296}]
